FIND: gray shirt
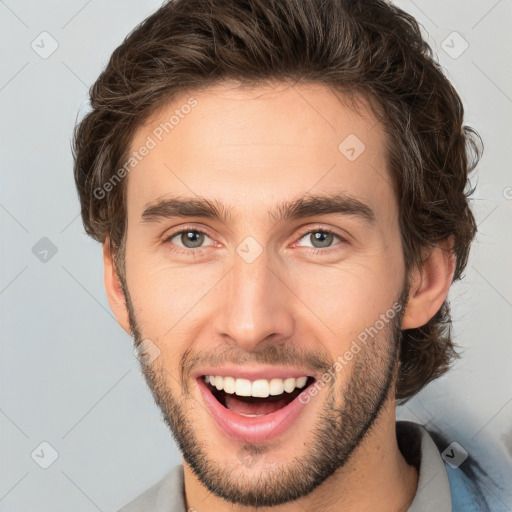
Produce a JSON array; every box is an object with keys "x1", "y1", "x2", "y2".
[{"x1": 117, "y1": 420, "x2": 452, "y2": 512}]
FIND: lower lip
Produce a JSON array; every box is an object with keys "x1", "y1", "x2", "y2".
[{"x1": 196, "y1": 377, "x2": 311, "y2": 443}]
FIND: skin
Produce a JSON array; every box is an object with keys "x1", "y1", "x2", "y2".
[{"x1": 103, "y1": 81, "x2": 455, "y2": 511}]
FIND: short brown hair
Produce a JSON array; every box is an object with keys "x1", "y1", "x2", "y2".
[{"x1": 72, "y1": 0, "x2": 482, "y2": 402}]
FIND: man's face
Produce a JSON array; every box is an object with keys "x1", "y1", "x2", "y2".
[{"x1": 120, "y1": 82, "x2": 407, "y2": 506}]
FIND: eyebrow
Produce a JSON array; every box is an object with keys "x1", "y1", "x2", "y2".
[{"x1": 141, "y1": 193, "x2": 376, "y2": 226}]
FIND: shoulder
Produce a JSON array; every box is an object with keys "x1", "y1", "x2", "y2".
[
  {"x1": 421, "y1": 423, "x2": 509, "y2": 512},
  {"x1": 116, "y1": 465, "x2": 185, "y2": 512},
  {"x1": 396, "y1": 420, "x2": 509, "y2": 512}
]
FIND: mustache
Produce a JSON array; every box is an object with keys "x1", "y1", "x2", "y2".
[{"x1": 180, "y1": 344, "x2": 333, "y2": 388}]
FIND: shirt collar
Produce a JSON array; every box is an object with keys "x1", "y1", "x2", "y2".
[
  {"x1": 397, "y1": 420, "x2": 452, "y2": 512},
  {"x1": 152, "y1": 420, "x2": 453, "y2": 511}
]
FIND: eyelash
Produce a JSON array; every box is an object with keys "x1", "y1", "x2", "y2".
[
  {"x1": 293, "y1": 227, "x2": 345, "y2": 255},
  {"x1": 163, "y1": 225, "x2": 346, "y2": 257}
]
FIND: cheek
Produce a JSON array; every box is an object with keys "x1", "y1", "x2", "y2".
[
  {"x1": 126, "y1": 230, "x2": 404, "y2": 355},
  {"x1": 291, "y1": 259, "x2": 402, "y2": 345},
  {"x1": 128, "y1": 261, "x2": 221, "y2": 337}
]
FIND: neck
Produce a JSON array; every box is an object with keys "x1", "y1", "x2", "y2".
[{"x1": 183, "y1": 395, "x2": 418, "y2": 512}]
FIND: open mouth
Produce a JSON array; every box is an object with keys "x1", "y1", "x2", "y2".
[{"x1": 203, "y1": 375, "x2": 316, "y2": 417}]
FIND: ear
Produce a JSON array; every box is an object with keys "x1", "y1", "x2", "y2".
[
  {"x1": 103, "y1": 239, "x2": 131, "y2": 335},
  {"x1": 401, "y1": 237, "x2": 456, "y2": 329}
]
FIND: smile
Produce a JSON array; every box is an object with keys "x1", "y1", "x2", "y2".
[{"x1": 196, "y1": 371, "x2": 316, "y2": 444}]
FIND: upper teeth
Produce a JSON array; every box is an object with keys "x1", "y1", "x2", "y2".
[{"x1": 204, "y1": 375, "x2": 309, "y2": 398}]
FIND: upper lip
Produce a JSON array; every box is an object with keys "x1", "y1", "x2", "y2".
[{"x1": 192, "y1": 365, "x2": 316, "y2": 381}]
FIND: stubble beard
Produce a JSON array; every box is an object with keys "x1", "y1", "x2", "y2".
[{"x1": 121, "y1": 274, "x2": 407, "y2": 507}]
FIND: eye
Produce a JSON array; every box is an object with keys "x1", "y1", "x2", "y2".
[
  {"x1": 163, "y1": 226, "x2": 345, "y2": 256},
  {"x1": 295, "y1": 228, "x2": 345, "y2": 250},
  {"x1": 164, "y1": 228, "x2": 215, "y2": 251}
]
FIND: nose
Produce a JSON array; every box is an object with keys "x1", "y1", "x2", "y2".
[{"x1": 212, "y1": 247, "x2": 295, "y2": 352}]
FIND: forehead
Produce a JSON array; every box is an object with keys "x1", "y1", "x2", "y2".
[{"x1": 126, "y1": 81, "x2": 395, "y2": 224}]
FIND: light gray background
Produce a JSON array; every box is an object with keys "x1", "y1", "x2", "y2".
[{"x1": 1, "y1": 0, "x2": 511, "y2": 510}]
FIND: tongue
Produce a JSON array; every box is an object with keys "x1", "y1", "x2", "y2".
[{"x1": 225, "y1": 394, "x2": 292, "y2": 415}]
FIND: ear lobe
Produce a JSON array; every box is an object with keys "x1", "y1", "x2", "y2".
[
  {"x1": 401, "y1": 237, "x2": 456, "y2": 330},
  {"x1": 103, "y1": 239, "x2": 132, "y2": 335}
]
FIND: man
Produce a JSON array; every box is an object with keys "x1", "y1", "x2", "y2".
[{"x1": 72, "y1": 0, "x2": 497, "y2": 510}]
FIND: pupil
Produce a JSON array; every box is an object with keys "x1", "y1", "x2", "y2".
[
  {"x1": 312, "y1": 231, "x2": 333, "y2": 248},
  {"x1": 182, "y1": 231, "x2": 204, "y2": 248}
]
